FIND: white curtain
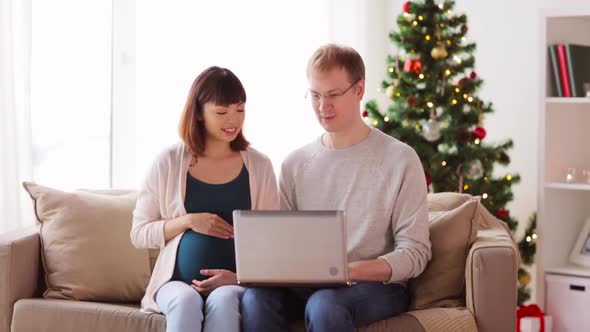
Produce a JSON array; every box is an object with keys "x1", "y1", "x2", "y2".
[{"x1": 0, "y1": 0, "x2": 34, "y2": 233}]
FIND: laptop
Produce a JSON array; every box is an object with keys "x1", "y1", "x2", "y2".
[{"x1": 233, "y1": 210, "x2": 351, "y2": 286}]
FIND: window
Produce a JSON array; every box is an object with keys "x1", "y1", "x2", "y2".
[
  {"x1": 30, "y1": 0, "x2": 112, "y2": 190},
  {"x1": 27, "y1": 0, "x2": 381, "y2": 189}
]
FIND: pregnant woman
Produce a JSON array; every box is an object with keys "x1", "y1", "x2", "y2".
[{"x1": 130, "y1": 66, "x2": 278, "y2": 332}]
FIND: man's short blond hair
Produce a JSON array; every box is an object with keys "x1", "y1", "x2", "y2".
[{"x1": 307, "y1": 44, "x2": 365, "y2": 83}]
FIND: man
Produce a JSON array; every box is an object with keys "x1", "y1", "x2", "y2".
[{"x1": 241, "y1": 44, "x2": 432, "y2": 332}]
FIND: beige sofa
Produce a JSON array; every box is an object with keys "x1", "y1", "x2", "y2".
[{"x1": 0, "y1": 192, "x2": 518, "y2": 332}]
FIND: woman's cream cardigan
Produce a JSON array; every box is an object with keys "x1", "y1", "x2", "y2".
[{"x1": 130, "y1": 143, "x2": 279, "y2": 313}]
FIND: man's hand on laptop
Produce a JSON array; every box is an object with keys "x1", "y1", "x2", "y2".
[
  {"x1": 191, "y1": 269, "x2": 237, "y2": 294},
  {"x1": 348, "y1": 259, "x2": 393, "y2": 282},
  {"x1": 184, "y1": 213, "x2": 234, "y2": 239}
]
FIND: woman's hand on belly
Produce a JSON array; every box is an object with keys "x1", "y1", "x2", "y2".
[
  {"x1": 191, "y1": 269, "x2": 237, "y2": 294},
  {"x1": 186, "y1": 213, "x2": 234, "y2": 239}
]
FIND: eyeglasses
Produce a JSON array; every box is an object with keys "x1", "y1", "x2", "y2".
[{"x1": 305, "y1": 80, "x2": 360, "y2": 105}]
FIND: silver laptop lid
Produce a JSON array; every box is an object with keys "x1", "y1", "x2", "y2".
[{"x1": 233, "y1": 210, "x2": 349, "y2": 285}]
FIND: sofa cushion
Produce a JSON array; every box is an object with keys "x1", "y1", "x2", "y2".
[
  {"x1": 288, "y1": 314, "x2": 425, "y2": 332},
  {"x1": 406, "y1": 307, "x2": 477, "y2": 332},
  {"x1": 408, "y1": 195, "x2": 480, "y2": 310},
  {"x1": 11, "y1": 298, "x2": 426, "y2": 332},
  {"x1": 22, "y1": 182, "x2": 151, "y2": 302},
  {"x1": 11, "y1": 299, "x2": 165, "y2": 332},
  {"x1": 427, "y1": 192, "x2": 474, "y2": 212}
]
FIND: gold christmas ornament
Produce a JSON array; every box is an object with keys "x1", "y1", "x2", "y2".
[
  {"x1": 431, "y1": 42, "x2": 448, "y2": 60},
  {"x1": 519, "y1": 272, "x2": 531, "y2": 286}
]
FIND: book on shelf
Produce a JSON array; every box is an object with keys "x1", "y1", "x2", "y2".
[
  {"x1": 565, "y1": 44, "x2": 590, "y2": 97},
  {"x1": 548, "y1": 45, "x2": 562, "y2": 97},
  {"x1": 548, "y1": 44, "x2": 590, "y2": 98},
  {"x1": 557, "y1": 45, "x2": 572, "y2": 97}
]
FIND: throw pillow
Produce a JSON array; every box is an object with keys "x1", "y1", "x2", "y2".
[
  {"x1": 22, "y1": 182, "x2": 151, "y2": 302},
  {"x1": 408, "y1": 195, "x2": 480, "y2": 310}
]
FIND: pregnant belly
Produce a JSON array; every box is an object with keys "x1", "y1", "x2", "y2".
[{"x1": 173, "y1": 230, "x2": 236, "y2": 284}]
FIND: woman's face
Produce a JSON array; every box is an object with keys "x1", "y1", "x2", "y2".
[{"x1": 201, "y1": 101, "x2": 245, "y2": 145}]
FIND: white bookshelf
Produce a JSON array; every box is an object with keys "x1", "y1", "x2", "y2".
[
  {"x1": 545, "y1": 97, "x2": 590, "y2": 104},
  {"x1": 545, "y1": 266, "x2": 590, "y2": 279},
  {"x1": 537, "y1": 8, "x2": 590, "y2": 314},
  {"x1": 544, "y1": 183, "x2": 590, "y2": 191}
]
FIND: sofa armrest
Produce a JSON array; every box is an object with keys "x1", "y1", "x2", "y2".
[
  {"x1": 465, "y1": 228, "x2": 518, "y2": 332},
  {"x1": 0, "y1": 226, "x2": 41, "y2": 332}
]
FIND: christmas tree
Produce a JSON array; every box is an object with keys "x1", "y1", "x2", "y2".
[
  {"x1": 517, "y1": 213, "x2": 537, "y2": 304},
  {"x1": 364, "y1": 0, "x2": 533, "y2": 305}
]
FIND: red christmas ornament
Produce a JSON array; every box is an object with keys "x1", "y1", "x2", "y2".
[
  {"x1": 403, "y1": 1, "x2": 411, "y2": 13},
  {"x1": 403, "y1": 59, "x2": 422, "y2": 74},
  {"x1": 470, "y1": 71, "x2": 478, "y2": 79},
  {"x1": 425, "y1": 172, "x2": 432, "y2": 186},
  {"x1": 458, "y1": 77, "x2": 470, "y2": 87},
  {"x1": 362, "y1": 110, "x2": 368, "y2": 118},
  {"x1": 406, "y1": 95, "x2": 419, "y2": 108},
  {"x1": 472, "y1": 127, "x2": 487, "y2": 139},
  {"x1": 462, "y1": 25, "x2": 469, "y2": 32},
  {"x1": 496, "y1": 209, "x2": 509, "y2": 219}
]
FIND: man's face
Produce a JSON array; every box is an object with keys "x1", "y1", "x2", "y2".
[{"x1": 308, "y1": 67, "x2": 364, "y2": 133}]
